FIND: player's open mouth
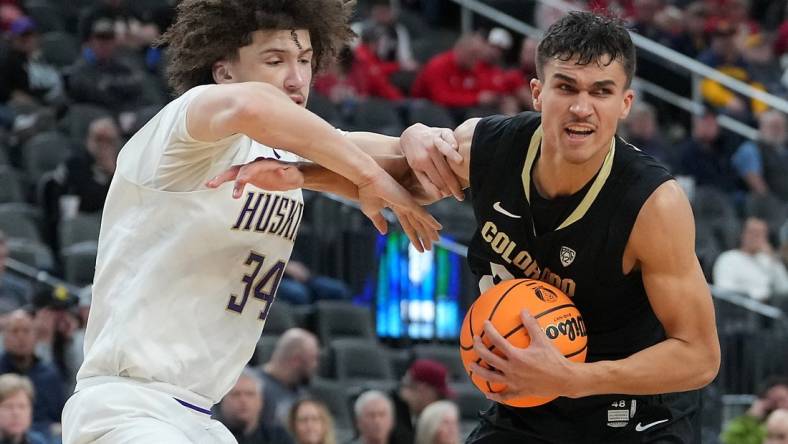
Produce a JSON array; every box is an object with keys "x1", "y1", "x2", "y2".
[{"x1": 565, "y1": 126, "x2": 594, "y2": 139}]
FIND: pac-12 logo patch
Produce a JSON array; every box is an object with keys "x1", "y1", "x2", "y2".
[{"x1": 559, "y1": 246, "x2": 576, "y2": 267}]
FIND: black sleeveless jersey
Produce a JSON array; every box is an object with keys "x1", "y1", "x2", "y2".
[{"x1": 467, "y1": 111, "x2": 673, "y2": 362}]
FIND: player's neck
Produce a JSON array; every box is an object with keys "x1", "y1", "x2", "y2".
[{"x1": 533, "y1": 142, "x2": 610, "y2": 198}]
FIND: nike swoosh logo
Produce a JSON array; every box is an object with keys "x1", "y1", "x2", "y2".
[
  {"x1": 635, "y1": 419, "x2": 669, "y2": 432},
  {"x1": 493, "y1": 201, "x2": 521, "y2": 219}
]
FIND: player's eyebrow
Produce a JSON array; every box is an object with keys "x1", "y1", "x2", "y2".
[
  {"x1": 259, "y1": 48, "x2": 314, "y2": 56},
  {"x1": 553, "y1": 73, "x2": 617, "y2": 89}
]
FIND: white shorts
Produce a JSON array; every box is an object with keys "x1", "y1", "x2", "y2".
[{"x1": 62, "y1": 379, "x2": 236, "y2": 444}]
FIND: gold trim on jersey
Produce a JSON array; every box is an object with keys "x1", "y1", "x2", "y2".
[{"x1": 521, "y1": 125, "x2": 616, "y2": 231}]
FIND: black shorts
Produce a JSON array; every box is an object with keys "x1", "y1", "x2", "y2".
[{"x1": 465, "y1": 391, "x2": 701, "y2": 444}]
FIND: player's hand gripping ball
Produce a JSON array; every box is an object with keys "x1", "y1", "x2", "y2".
[{"x1": 459, "y1": 279, "x2": 588, "y2": 407}]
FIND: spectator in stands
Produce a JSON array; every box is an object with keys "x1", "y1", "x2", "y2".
[
  {"x1": 677, "y1": 108, "x2": 741, "y2": 194},
  {"x1": 672, "y1": 2, "x2": 710, "y2": 58},
  {"x1": 349, "y1": 390, "x2": 394, "y2": 444},
  {"x1": 713, "y1": 217, "x2": 788, "y2": 302},
  {"x1": 0, "y1": 231, "x2": 32, "y2": 315},
  {"x1": 628, "y1": 0, "x2": 669, "y2": 44},
  {"x1": 355, "y1": 0, "x2": 418, "y2": 72},
  {"x1": 622, "y1": 101, "x2": 676, "y2": 169},
  {"x1": 741, "y1": 34, "x2": 785, "y2": 97},
  {"x1": 704, "y1": 0, "x2": 759, "y2": 50},
  {"x1": 78, "y1": 0, "x2": 160, "y2": 51},
  {"x1": 0, "y1": 16, "x2": 64, "y2": 107},
  {"x1": 351, "y1": 27, "x2": 405, "y2": 99},
  {"x1": 277, "y1": 260, "x2": 351, "y2": 306},
  {"x1": 40, "y1": 116, "x2": 120, "y2": 253},
  {"x1": 475, "y1": 28, "x2": 523, "y2": 116},
  {"x1": 260, "y1": 328, "x2": 320, "y2": 426},
  {"x1": 0, "y1": 374, "x2": 49, "y2": 444},
  {"x1": 66, "y1": 18, "x2": 148, "y2": 112},
  {"x1": 766, "y1": 409, "x2": 788, "y2": 444},
  {"x1": 288, "y1": 398, "x2": 336, "y2": 444},
  {"x1": 410, "y1": 34, "x2": 495, "y2": 114},
  {"x1": 732, "y1": 110, "x2": 788, "y2": 201},
  {"x1": 698, "y1": 21, "x2": 767, "y2": 119},
  {"x1": 219, "y1": 369, "x2": 293, "y2": 444},
  {"x1": 413, "y1": 400, "x2": 460, "y2": 444},
  {"x1": 32, "y1": 302, "x2": 83, "y2": 394},
  {"x1": 0, "y1": 310, "x2": 64, "y2": 437},
  {"x1": 722, "y1": 377, "x2": 788, "y2": 444},
  {"x1": 56, "y1": 116, "x2": 120, "y2": 212},
  {"x1": 390, "y1": 359, "x2": 451, "y2": 444}
]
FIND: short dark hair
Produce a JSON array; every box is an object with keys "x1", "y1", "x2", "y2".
[
  {"x1": 536, "y1": 11, "x2": 636, "y2": 87},
  {"x1": 159, "y1": 0, "x2": 356, "y2": 95}
]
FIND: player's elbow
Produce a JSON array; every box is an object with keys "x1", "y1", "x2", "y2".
[{"x1": 692, "y1": 340, "x2": 721, "y2": 389}]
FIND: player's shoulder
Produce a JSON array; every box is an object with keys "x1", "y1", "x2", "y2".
[{"x1": 472, "y1": 111, "x2": 541, "y2": 148}]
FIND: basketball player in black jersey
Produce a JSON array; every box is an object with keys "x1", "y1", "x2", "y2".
[{"x1": 210, "y1": 11, "x2": 720, "y2": 444}]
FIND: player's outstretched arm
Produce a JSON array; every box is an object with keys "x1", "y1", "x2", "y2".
[
  {"x1": 470, "y1": 181, "x2": 720, "y2": 401},
  {"x1": 190, "y1": 82, "x2": 441, "y2": 251},
  {"x1": 188, "y1": 82, "x2": 379, "y2": 186}
]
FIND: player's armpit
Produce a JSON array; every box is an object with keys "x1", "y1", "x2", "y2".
[
  {"x1": 451, "y1": 118, "x2": 481, "y2": 188},
  {"x1": 567, "y1": 181, "x2": 720, "y2": 397}
]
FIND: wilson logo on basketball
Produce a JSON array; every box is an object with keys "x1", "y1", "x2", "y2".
[
  {"x1": 534, "y1": 287, "x2": 558, "y2": 303},
  {"x1": 544, "y1": 315, "x2": 587, "y2": 341}
]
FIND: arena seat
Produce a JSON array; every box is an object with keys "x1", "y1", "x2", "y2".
[
  {"x1": 262, "y1": 301, "x2": 296, "y2": 336},
  {"x1": 315, "y1": 301, "x2": 375, "y2": 344},
  {"x1": 21, "y1": 131, "x2": 72, "y2": 181},
  {"x1": 0, "y1": 167, "x2": 24, "y2": 204},
  {"x1": 59, "y1": 212, "x2": 102, "y2": 249},
  {"x1": 61, "y1": 241, "x2": 98, "y2": 286},
  {"x1": 330, "y1": 338, "x2": 394, "y2": 386},
  {"x1": 0, "y1": 203, "x2": 41, "y2": 242}
]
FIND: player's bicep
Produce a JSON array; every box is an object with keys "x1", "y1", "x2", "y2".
[
  {"x1": 451, "y1": 118, "x2": 480, "y2": 187},
  {"x1": 632, "y1": 182, "x2": 718, "y2": 349},
  {"x1": 186, "y1": 83, "x2": 282, "y2": 142}
]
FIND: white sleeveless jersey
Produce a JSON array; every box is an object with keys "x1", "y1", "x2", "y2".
[{"x1": 75, "y1": 85, "x2": 304, "y2": 405}]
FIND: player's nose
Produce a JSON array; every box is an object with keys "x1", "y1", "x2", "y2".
[
  {"x1": 569, "y1": 93, "x2": 593, "y2": 118},
  {"x1": 284, "y1": 65, "x2": 307, "y2": 92}
]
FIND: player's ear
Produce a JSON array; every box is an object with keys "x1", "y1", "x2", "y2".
[
  {"x1": 530, "y1": 78, "x2": 543, "y2": 111},
  {"x1": 619, "y1": 88, "x2": 635, "y2": 120},
  {"x1": 212, "y1": 60, "x2": 234, "y2": 85}
]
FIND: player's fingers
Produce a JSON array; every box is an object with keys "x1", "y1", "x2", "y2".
[
  {"x1": 365, "y1": 211, "x2": 388, "y2": 235},
  {"x1": 419, "y1": 162, "x2": 450, "y2": 197},
  {"x1": 473, "y1": 335, "x2": 509, "y2": 371},
  {"x1": 407, "y1": 212, "x2": 437, "y2": 251},
  {"x1": 414, "y1": 171, "x2": 443, "y2": 201},
  {"x1": 206, "y1": 165, "x2": 242, "y2": 188},
  {"x1": 395, "y1": 210, "x2": 424, "y2": 253},
  {"x1": 520, "y1": 310, "x2": 549, "y2": 347},
  {"x1": 429, "y1": 142, "x2": 464, "y2": 201},
  {"x1": 437, "y1": 128, "x2": 462, "y2": 163},
  {"x1": 232, "y1": 177, "x2": 249, "y2": 199},
  {"x1": 468, "y1": 362, "x2": 506, "y2": 384},
  {"x1": 483, "y1": 320, "x2": 516, "y2": 357}
]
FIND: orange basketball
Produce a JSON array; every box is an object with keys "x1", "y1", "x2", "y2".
[{"x1": 459, "y1": 278, "x2": 588, "y2": 407}]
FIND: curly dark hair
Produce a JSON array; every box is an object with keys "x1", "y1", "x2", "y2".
[
  {"x1": 536, "y1": 11, "x2": 636, "y2": 87},
  {"x1": 159, "y1": 0, "x2": 356, "y2": 95}
]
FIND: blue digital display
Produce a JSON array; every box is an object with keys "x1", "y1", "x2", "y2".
[{"x1": 359, "y1": 232, "x2": 464, "y2": 339}]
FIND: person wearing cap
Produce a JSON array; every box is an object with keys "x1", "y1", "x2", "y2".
[
  {"x1": 389, "y1": 359, "x2": 452, "y2": 444},
  {"x1": 0, "y1": 15, "x2": 64, "y2": 106}
]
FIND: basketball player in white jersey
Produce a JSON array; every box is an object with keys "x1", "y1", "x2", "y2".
[{"x1": 60, "y1": 1, "x2": 454, "y2": 442}]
